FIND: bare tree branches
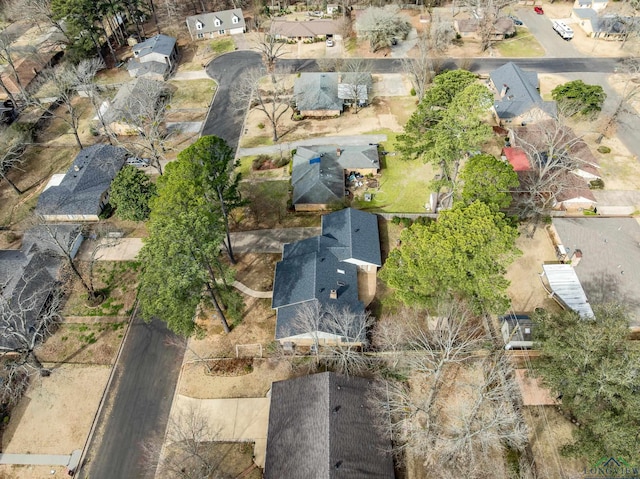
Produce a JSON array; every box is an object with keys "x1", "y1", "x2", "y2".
[
  {"x1": 232, "y1": 66, "x2": 291, "y2": 143},
  {"x1": 0, "y1": 127, "x2": 30, "y2": 195},
  {"x1": 254, "y1": 33, "x2": 287, "y2": 71},
  {"x1": 356, "y1": 5, "x2": 412, "y2": 52}
]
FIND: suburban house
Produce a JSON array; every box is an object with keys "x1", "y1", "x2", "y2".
[
  {"x1": 571, "y1": 8, "x2": 637, "y2": 39},
  {"x1": 271, "y1": 208, "x2": 381, "y2": 345},
  {"x1": 291, "y1": 144, "x2": 380, "y2": 211},
  {"x1": 294, "y1": 72, "x2": 373, "y2": 117},
  {"x1": 574, "y1": 0, "x2": 608, "y2": 11},
  {"x1": 264, "y1": 372, "x2": 394, "y2": 479},
  {"x1": 506, "y1": 122, "x2": 599, "y2": 211},
  {"x1": 0, "y1": 51, "x2": 63, "y2": 95},
  {"x1": 0, "y1": 224, "x2": 83, "y2": 350},
  {"x1": 489, "y1": 62, "x2": 557, "y2": 126},
  {"x1": 501, "y1": 314, "x2": 534, "y2": 350},
  {"x1": 270, "y1": 19, "x2": 340, "y2": 42},
  {"x1": 36, "y1": 144, "x2": 128, "y2": 222},
  {"x1": 127, "y1": 34, "x2": 178, "y2": 81},
  {"x1": 100, "y1": 78, "x2": 167, "y2": 135},
  {"x1": 454, "y1": 17, "x2": 516, "y2": 40},
  {"x1": 185, "y1": 9, "x2": 246, "y2": 40},
  {"x1": 549, "y1": 217, "x2": 640, "y2": 330}
]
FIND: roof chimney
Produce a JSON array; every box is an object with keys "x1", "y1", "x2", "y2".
[
  {"x1": 330, "y1": 289, "x2": 338, "y2": 299},
  {"x1": 336, "y1": 148, "x2": 342, "y2": 157},
  {"x1": 570, "y1": 249, "x2": 582, "y2": 267},
  {"x1": 501, "y1": 83, "x2": 509, "y2": 97}
]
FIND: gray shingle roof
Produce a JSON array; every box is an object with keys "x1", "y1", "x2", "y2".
[
  {"x1": 272, "y1": 208, "x2": 381, "y2": 339},
  {"x1": 292, "y1": 145, "x2": 380, "y2": 207},
  {"x1": 270, "y1": 19, "x2": 340, "y2": 38},
  {"x1": 133, "y1": 34, "x2": 176, "y2": 58},
  {"x1": 552, "y1": 218, "x2": 640, "y2": 326},
  {"x1": 322, "y1": 207, "x2": 381, "y2": 267},
  {"x1": 265, "y1": 372, "x2": 394, "y2": 479},
  {"x1": 490, "y1": 62, "x2": 557, "y2": 119},
  {"x1": 294, "y1": 73, "x2": 343, "y2": 112},
  {"x1": 102, "y1": 77, "x2": 166, "y2": 126},
  {"x1": 36, "y1": 144, "x2": 128, "y2": 217},
  {"x1": 186, "y1": 9, "x2": 246, "y2": 36}
]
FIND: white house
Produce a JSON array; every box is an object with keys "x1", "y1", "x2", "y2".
[{"x1": 185, "y1": 9, "x2": 246, "y2": 40}]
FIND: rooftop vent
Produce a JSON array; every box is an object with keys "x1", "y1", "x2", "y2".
[{"x1": 74, "y1": 165, "x2": 80, "y2": 172}]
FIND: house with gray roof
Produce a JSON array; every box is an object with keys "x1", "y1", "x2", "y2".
[
  {"x1": 272, "y1": 208, "x2": 381, "y2": 344},
  {"x1": 264, "y1": 372, "x2": 394, "y2": 479},
  {"x1": 185, "y1": 9, "x2": 246, "y2": 41},
  {"x1": 36, "y1": 145, "x2": 128, "y2": 222},
  {"x1": 0, "y1": 225, "x2": 81, "y2": 350},
  {"x1": 101, "y1": 78, "x2": 167, "y2": 135},
  {"x1": 574, "y1": 0, "x2": 608, "y2": 11},
  {"x1": 571, "y1": 8, "x2": 638, "y2": 39},
  {"x1": 489, "y1": 62, "x2": 557, "y2": 126},
  {"x1": 127, "y1": 34, "x2": 178, "y2": 80},
  {"x1": 294, "y1": 73, "x2": 343, "y2": 117},
  {"x1": 550, "y1": 217, "x2": 640, "y2": 329},
  {"x1": 292, "y1": 145, "x2": 380, "y2": 211},
  {"x1": 270, "y1": 19, "x2": 341, "y2": 42}
]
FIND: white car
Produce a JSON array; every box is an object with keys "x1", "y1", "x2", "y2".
[
  {"x1": 326, "y1": 38, "x2": 334, "y2": 47},
  {"x1": 126, "y1": 157, "x2": 149, "y2": 168}
]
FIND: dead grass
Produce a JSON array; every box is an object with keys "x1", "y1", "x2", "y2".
[
  {"x1": 168, "y1": 79, "x2": 216, "y2": 109},
  {"x1": 162, "y1": 442, "x2": 262, "y2": 479},
  {"x1": 234, "y1": 253, "x2": 280, "y2": 291}
]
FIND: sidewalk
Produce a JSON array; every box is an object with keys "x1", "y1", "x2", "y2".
[{"x1": 0, "y1": 450, "x2": 81, "y2": 469}]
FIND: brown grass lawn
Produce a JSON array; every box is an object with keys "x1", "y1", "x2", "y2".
[{"x1": 168, "y1": 79, "x2": 216, "y2": 109}]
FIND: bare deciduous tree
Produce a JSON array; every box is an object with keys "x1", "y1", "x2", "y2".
[
  {"x1": 598, "y1": 58, "x2": 640, "y2": 143},
  {"x1": 0, "y1": 128, "x2": 30, "y2": 195},
  {"x1": 143, "y1": 403, "x2": 225, "y2": 479},
  {"x1": 0, "y1": 33, "x2": 30, "y2": 103},
  {"x1": 463, "y1": 0, "x2": 518, "y2": 51},
  {"x1": 340, "y1": 58, "x2": 373, "y2": 114},
  {"x1": 233, "y1": 66, "x2": 291, "y2": 143},
  {"x1": 356, "y1": 5, "x2": 412, "y2": 52},
  {"x1": 254, "y1": 33, "x2": 287, "y2": 71},
  {"x1": 401, "y1": 32, "x2": 433, "y2": 101}
]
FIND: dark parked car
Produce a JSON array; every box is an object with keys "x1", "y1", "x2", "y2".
[
  {"x1": 534, "y1": 6, "x2": 544, "y2": 14},
  {"x1": 509, "y1": 15, "x2": 523, "y2": 26}
]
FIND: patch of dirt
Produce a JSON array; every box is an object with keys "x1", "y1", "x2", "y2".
[
  {"x1": 205, "y1": 358, "x2": 254, "y2": 377},
  {"x1": 233, "y1": 254, "x2": 280, "y2": 291},
  {"x1": 506, "y1": 226, "x2": 563, "y2": 314},
  {"x1": 0, "y1": 364, "x2": 110, "y2": 455}
]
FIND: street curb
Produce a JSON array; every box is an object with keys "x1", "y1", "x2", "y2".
[
  {"x1": 198, "y1": 76, "x2": 220, "y2": 138},
  {"x1": 74, "y1": 300, "x2": 139, "y2": 478}
]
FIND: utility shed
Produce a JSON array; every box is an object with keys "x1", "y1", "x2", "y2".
[{"x1": 264, "y1": 372, "x2": 394, "y2": 479}]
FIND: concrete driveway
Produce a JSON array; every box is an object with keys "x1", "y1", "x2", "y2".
[
  {"x1": 516, "y1": 8, "x2": 582, "y2": 58},
  {"x1": 171, "y1": 395, "x2": 270, "y2": 468},
  {"x1": 230, "y1": 227, "x2": 321, "y2": 254}
]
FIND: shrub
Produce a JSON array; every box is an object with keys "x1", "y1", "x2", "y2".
[
  {"x1": 597, "y1": 146, "x2": 611, "y2": 154},
  {"x1": 252, "y1": 154, "x2": 272, "y2": 170},
  {"x1": 400, "y1": 217, "x2": 413, "y2": 228},
  {"x1": 410, "y1": 87, "x2": 416, "y2": 96},
  {"x1": 590, "y1": 178, "x2": 605, "y2": 190},
  {"x1": 257, "y1": 122, "x2": 265, "y2": 129},
  {"x1": 391, "y1": 216, "x2": 402, "y2": 225},
  {"x1": 275, "y1": 156, "x2": 290, "y2": 168}
]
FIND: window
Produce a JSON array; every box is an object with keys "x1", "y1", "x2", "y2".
[
  {"x1": 232, "y1": 15, "x2": 239, "y2": 24},
  {"x1": 196, "y1": 21, "x2": 203, "y2": 30},
  {"x1": 219, "y1": 29, "x2": 225, "y2": 35},
  {"x1": 214, "y1": 18, "x2": 221, "y2": 26},
  {"x1": 197, "y1": 33, "x2": 204, "y2": 39}
]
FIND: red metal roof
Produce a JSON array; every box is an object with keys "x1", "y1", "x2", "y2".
[{"x1": 502, "y1": 147, "x2": 531, "y2": 172}]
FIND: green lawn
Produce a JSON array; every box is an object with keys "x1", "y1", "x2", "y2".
[
  {"x1": 168, "y1": 79, "x2": 216, "y2": 109},
  {"x1": 495, "y1": 30, "x2": 545, "y2": 57},
  {"x1": 211, "y1": 38, "x2": 236, "y2": 55},
  {"x1": 351, "y1": 130, "x2": 435, "y2": 213}
]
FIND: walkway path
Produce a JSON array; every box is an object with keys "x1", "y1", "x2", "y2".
[
  {"x1": 236, "y1": 134, "x2": 387, "y2": 157},
  {"x1": 230, "y1": 227, "x2": 321, "y2": 254},
  {"x1": 171, "y1": 395, "x2": 270, "y2": 468},
  {"x1": 0, "y1": 450, "x2": 81, "y2": 470},
  {"x1": 232, "y1": 280, "x2": 272, "y2": 298}
]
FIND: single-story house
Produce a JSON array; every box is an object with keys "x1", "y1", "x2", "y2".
[
  {"x1": 185, "y1": 9, "x2": 246, "y2": 40},
  {"x1": 272, "y1": 208, "x2": 381, "y2": 345},
  {"x1": 292, "y1": 144, "x2": 380, "y2": 211},
  {"x1": 127, "y1": 34, "x2": 178, "y2": 80},
  {"x1": 489, "y1": 62, "x2": 557, "y2": 126},
  {"x1": 501, "y1": 314, "x2": 534, "y2": 350},
  {"x1": 0, "y1": 224, "x2": 82, "y2": 350},
  {"x1": 0, "y1": 51, "x2": 63, "y2": 95},
  {"x1": 550, "y1": 217, "x2": 640, "y2": 329},
  {"x1": 264, "y1": 372, "x2": 394, "y2": 479},
  {"x1": 270, "y1": 19, "x2": 341, "y2": 42},
  {"x1": 101, "y1": 78, "x2": 167, "y2": 135},
  {"x1": 574, "y1": 0, "x2": 608, "y2": 11},
  {"x1": 36, "y1": 144, "x2": 128, "y2": 222},
  {"x1": 571, "y1": 8, "x2": 638, "y2": 39},
  {"x1": 294, "y1": 72, "x2": 373, "y2": 117},
  {"x1": 454, "y1": 17, "x2": 516, "y2": 40}
]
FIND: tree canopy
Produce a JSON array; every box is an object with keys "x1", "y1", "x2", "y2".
[
  {"x1": 137, "y1": 136, "x2": 243, "y2": 336},
  {"x1": 356, "y1": 5, "x2": 412, "y2": 52},
  {"x1": 380, "y1": 201, "x2": 520, "y2": 314},
  {"x1": 459, "y1": 154, "x2": 519, "y2": 210},
  {"x1": 109, "y1": 165, "x2": 156, "y2": 221},
  {"x1": 552, "y1": 80, "x2": 607, "y2": 119},
  {"x1": 533, "y1": 305, "x2": 640, "y2": 459}
]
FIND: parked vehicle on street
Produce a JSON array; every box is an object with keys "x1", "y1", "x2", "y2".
[
  {"x1": 508, "y1": 15, "x2": 523, "y2": 26},
  {"x1": 553, "y1": 21, "x2": 574, "y2": 40},
  {"x1": 534, "y1": 6, "x2": 544, "y2": 14}
]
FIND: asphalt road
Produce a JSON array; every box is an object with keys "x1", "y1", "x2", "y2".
[
  {"x1": 81, "y1": 317, "x2": 185, "y2": 479},
  {"x1": 516, "y1": 8, "x2": 582, "y2": 58},
  {"x1": 202, "y1": 51, "x2": 262, "y2": 151}
]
